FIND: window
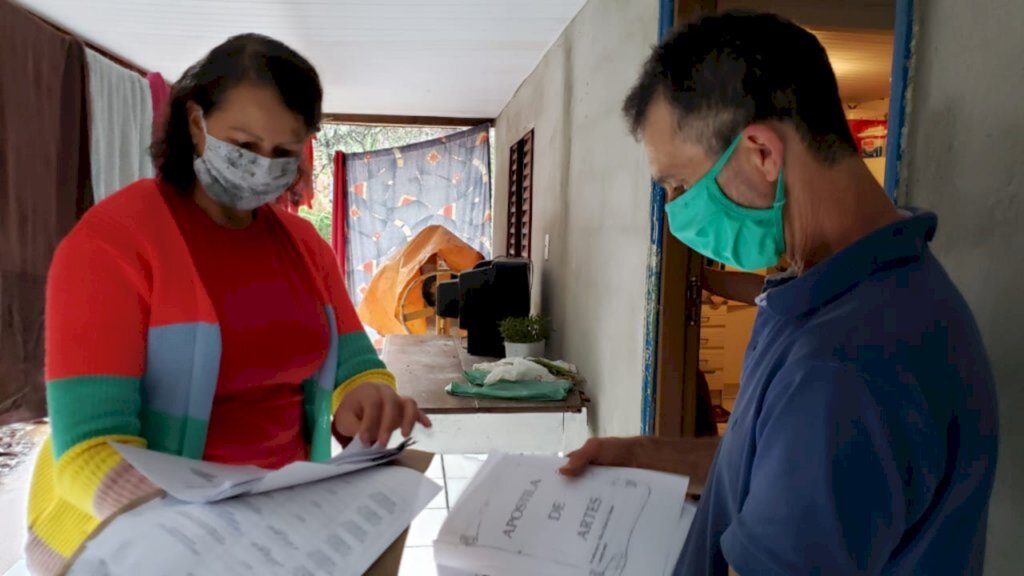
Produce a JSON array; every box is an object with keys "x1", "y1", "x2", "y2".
[{"x1": 506, "y1": 130, "x2": 534, "y2": 258}]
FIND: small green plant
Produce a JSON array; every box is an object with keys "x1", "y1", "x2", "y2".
[{"x1": 499, "y1": 314, "x2": 549, "y2": 344}]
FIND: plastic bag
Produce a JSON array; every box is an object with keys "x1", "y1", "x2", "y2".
[{"x1": 446, "y1": 371, "x2": 573, "y2": 401}]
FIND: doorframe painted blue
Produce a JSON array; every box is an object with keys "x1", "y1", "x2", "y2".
[
  {"x1": 639, "y1": 0, "x2": 918, "y2": 432},
  {"x1": 640, "y1": 0, "x2": 676, "y2": 435},
  {"x1": 884, "y1": 0, "x2": 915, "y2": 202}
]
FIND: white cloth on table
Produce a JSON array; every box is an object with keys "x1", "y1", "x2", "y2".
[
  {"x1": 86, "y1": 49, "x2": 153, "y2": 203},
  {"x1": 472, "y1": 357, "x2": 560, "y2": 386}
]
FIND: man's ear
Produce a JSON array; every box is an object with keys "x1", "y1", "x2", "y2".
[{"x1": 739, "y1": 124, "x2": 785, "y2": 184}]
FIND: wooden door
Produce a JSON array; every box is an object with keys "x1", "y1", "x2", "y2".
[{"x1": 652, "y1": 0, "x2": 718, "y2": 438}]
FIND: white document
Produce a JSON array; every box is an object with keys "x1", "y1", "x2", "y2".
[
  {"x1": 434, "y1": 453, "x2": 693, "y2": 576},
  {"x1": 69, "y1": 465, "x2": 441, "y2": 576},
  {"x1": 114, "y1": 438, "x2": 412, "y2": 503}
]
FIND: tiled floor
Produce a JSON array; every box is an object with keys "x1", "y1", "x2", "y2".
[{"x1": 399, "y1": 453, "x2": 487, "y2": 576}]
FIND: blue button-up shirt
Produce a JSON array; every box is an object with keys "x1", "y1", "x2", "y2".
[{"x1": 675, "y1": 211, "x2": 998, "y2": 575}]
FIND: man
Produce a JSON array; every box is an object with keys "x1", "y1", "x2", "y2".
[{"x1": 560, "y1": 12, "x2": 998, "y2": 575}]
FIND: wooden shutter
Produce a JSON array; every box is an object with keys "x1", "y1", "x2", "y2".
[{"x1": 506, "y1": 130, "x2": 534, "y2": 258}]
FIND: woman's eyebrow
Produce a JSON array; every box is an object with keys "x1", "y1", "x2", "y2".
[
  {"x1": 228, "y1": 126, "x2": 263, "y2": 141},
  {"x1": 229, "y1": 127, "x2": 305, "y2": 147}
]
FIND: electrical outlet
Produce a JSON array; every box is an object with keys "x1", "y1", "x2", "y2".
[{"x1": 544, "y1": 234, "x2": 550, "y2": 261}]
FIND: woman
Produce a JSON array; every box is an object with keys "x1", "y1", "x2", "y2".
[{"x1": 25, "y1": 34, "x2": 429, "y2": 574}]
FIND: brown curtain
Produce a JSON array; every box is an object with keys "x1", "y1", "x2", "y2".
[{"x1": 0, "y1": 1, "x2": 94, "y2": 424}]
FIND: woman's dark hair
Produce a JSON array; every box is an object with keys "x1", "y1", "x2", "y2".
[
  {"x1": 623, "y1": 11, "x2": 857, "y2": 165},
  {"x1": 152, "y1": 33, "x2": 322, "y2": 194}
]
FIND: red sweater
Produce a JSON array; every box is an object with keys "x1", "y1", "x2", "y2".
[{"x1": 169, "y1": 194, "x2": 329, "y2": 468}]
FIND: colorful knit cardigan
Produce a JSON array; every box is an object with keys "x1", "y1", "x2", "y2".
[{"x1": 26, "y1": 180, "x2": 394, "y2": 575}]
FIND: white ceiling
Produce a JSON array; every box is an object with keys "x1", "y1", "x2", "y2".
[{"x1": 13, "y1": 0, "x2": 588, "y2": 118}]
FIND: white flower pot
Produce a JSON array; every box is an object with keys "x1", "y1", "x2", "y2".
[{"x1": 504, "y1": 340, "x2": 545, "y2": 359}]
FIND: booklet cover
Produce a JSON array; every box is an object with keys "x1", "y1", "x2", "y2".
[{"x1": 434, "y1": 453, "x2": 695, "y2": 576}]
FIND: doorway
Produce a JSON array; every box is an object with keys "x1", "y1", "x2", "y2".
[{"x1": 649, "y1": 0, "x2": 909, "y2": 436}]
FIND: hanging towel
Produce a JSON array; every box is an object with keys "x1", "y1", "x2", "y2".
[
  {"x1": 86, "y1": 49, "x2": 153, "y2": 202},
  {"x1": 0, "y1": 2, "x2": 93, "y2": 424},
  {"x1": 147, "y1": 71, "x2": 171, "y2": 145}
]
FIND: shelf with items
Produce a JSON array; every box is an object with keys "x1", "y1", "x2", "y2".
[{"x1": 699, "y1": 259, "x2": 772, "y2": 431}]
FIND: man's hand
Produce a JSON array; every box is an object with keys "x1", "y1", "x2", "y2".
[
  {"x1": 701, "y1": 267, "x2": 766, "y2": 306},
  {"x1": 560, "y1": 435, "x2": 720, "y2": 495},
  {"x1": 333, "y1": 382, "x2": 432, "y2": 447},
  {"x1": 560, "y1": 437, "x2": 640, "y2": 476}
]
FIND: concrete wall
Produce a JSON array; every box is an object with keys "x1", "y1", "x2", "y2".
[
  {"x1": 901, "y1": 1, "x2": 1024, "y2": 574},
  {"x1": 494, "y1": 0, "x2": 659, "y2": 436}
]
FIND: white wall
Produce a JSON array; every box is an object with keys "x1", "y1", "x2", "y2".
[
  {"x1": 494, "y1": 0, "x2": 659, "y2": 436},
  {"x1": 900, "y1": 1, "x2": 1024, "y2": 574}
]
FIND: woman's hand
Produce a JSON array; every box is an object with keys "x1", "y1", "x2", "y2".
[{"x1": 333, "y1": 382, "x2": 432, "y2": 447}]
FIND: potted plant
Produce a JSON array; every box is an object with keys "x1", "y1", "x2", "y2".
[{"x1": 499, "y1": 314, "x2": 549, "y2": 358}]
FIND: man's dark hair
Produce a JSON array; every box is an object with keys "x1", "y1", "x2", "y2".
[
  {"x1": 623, "y1": 11, "x2": 857, "y2": 164},
  {"x1": 152, "y1": 33, "x2": 322, "y2": 193}
]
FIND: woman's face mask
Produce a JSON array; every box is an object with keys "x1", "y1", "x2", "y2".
[
  {"x1": 193, "y1": 115, "x2": 299, "y2": 211},
  {"x1": 664, "y1": 134, "x2": 786, "y2": 271}
]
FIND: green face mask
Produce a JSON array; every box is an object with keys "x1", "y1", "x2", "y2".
[{"x1": 664, "y1": 134, "x2": 786, "y2": 271}]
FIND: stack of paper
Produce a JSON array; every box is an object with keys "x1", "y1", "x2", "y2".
[
  {"x1": 114, "y1": 438, "x2": 414, "y2": 503},
  {"x1": 70, "y1": 465, "x2": 440, "y2": 576},
  {"x1": 69, "y1": 441, "x2": 439, "y2": 576},
  {"x1": 434, "y1": 453, "x2": 696, "y2": 576}
]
